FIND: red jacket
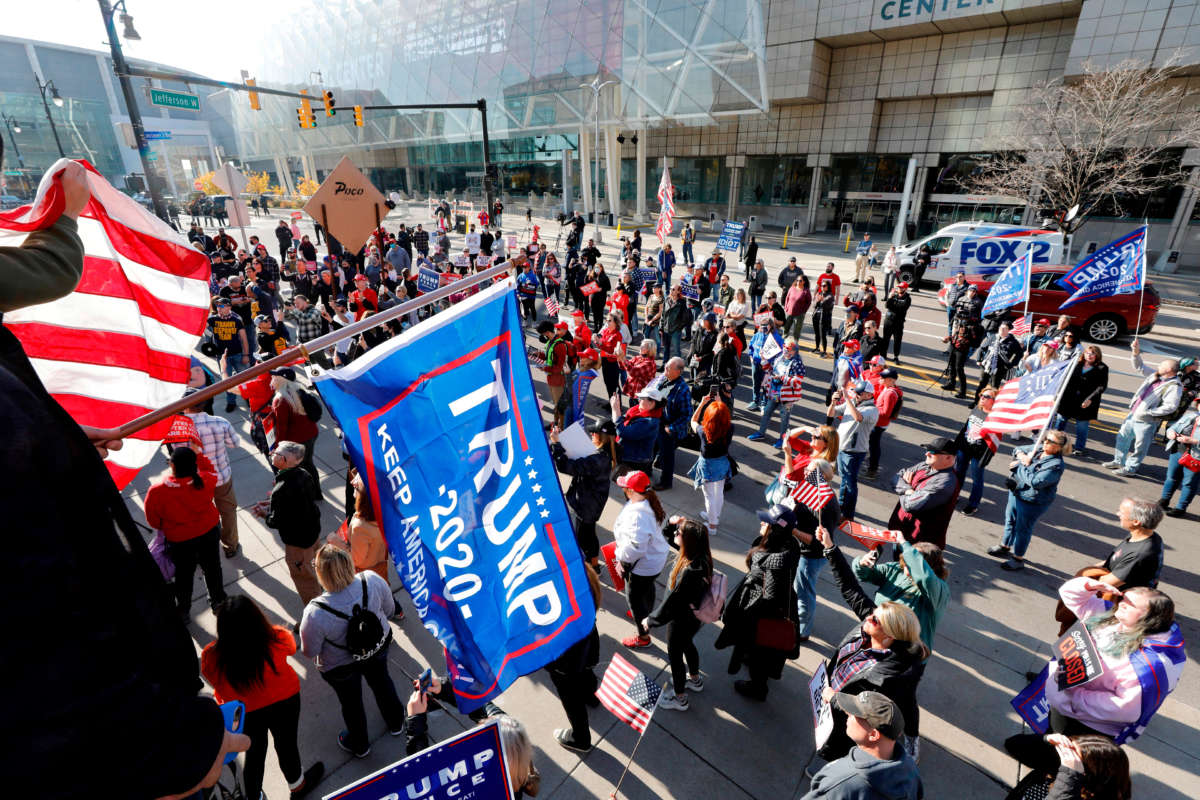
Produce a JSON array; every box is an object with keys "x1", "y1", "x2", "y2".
[
  {"x1": 144, "y1": 472, "x2": 220, "y2": 542},
  {"x1": 201, "y1": 626, "x2": 301, "y2": 712},
  {"x1": 272, "y1": 394, "x2": 319, "y2": 444}
]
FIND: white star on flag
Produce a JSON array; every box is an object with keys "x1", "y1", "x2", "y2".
[
  {"x1": 527, "y1": 469, "x2": 538, "y2": 480},
  {"x1": 531, "y1": 483, "x2": 541, "y2": 493},
  {"x1": 540, "y1": 510, "x2": 550, "y2": 518}
]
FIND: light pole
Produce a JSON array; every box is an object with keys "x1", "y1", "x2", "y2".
[
  {"x1": 1, "y1": 114, "x2": 24, "y2": 168},
  {"x1": 97, "y1": 0, "x2": 170, "y2": 223},
  {"x1": 33, "y1": 75, "x2": 66, "y2": 158},
  {"x1": 580, "y1": 75, "x2": 616, "y2": 244}
]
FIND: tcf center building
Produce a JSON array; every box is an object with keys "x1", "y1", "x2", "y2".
[{"x1": 232, "y1": 0, "x2": 1200, "y2": 255}]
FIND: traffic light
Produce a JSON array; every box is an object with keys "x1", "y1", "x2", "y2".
[
  {"x1": 245, "y1": 75, "x2": 260, "y2": 111},
  {"x1": 296, "y1": 90, "x2": 316, "y2": 129},
  {"x1": 322, "y1": 90, "x2": 336, "y2": 117},
  {"x1": 353, "y1": 105, "x2": 364, "y2": 127}
]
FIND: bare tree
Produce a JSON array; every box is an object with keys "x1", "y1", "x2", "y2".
[{"x1": 972, "y1": 56, "x2": 1200, "y2": 234}]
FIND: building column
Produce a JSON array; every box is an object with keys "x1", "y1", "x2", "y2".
[
  {"x1": 634, "y1": 131, "x2": 647, "y2": 222},
  {"x1": 909, "y1": 167, "x2": 931, "y2": 233},
  {"x1": 604, "y1": 124, "x2": 621, "y2": 220},
  {"x1": 1154, "y1": 158, "x2": 1200, "y2": 272},
  {"x1": 578, "y1": 126, "x2": 593, "y2": 217},
  {"x1": 725, "y1": 154, "x2": 745, "y2": 221},
  {"x1": 275, "y1": 156, "x2": 295, "y2": 195},
  {"x1": 405, "y1": 166, "x2": 415, "y2": 197},
  {"x1": 561, "y1": 149, "x2": 575, "y2": 215},
  {"x1": 805, "y1": 154, "x2": 829, "y2": 234}
]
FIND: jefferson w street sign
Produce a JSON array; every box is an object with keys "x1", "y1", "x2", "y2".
[{"x1": 149, "y1": 88, "x2": 199, "y2": 111}]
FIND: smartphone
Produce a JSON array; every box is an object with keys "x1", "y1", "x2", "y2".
[
  {"x1": 418, "y1": 667, "x2": 433, "y2": 696},
  {"x1": 220, "y1": 700, "x2": 245, "y2": 764}
]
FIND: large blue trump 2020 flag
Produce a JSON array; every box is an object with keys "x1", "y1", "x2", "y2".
[
  {"x1": 313, "y1": 280, "x2": 595, "y2": 712},
  {"x1": 1056, "y1": 226, "x2": 1146, "y2": 309},
  {"x1": 980, "y1": 249, "x2": 1031, "y2": 317}
]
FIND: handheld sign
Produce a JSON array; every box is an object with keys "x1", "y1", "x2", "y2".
[
  {"x1": 1011, "y1": 665, "x2": 1051, "y2": 734},
  {"x1": 808, "y1": 664, "x2": 834, "y2": 749},
  {"x1": 455, "y1": 254, "x2": 472, "y2": 268},
  {"x1": 717, "y1": 220, "x2": 745, "y2": 251},
  {"x1": 581, "y1": 281, "x2": 601, "y2": 297},
  {"x1": 417, "y1": 267, "x2": 440, "y2": 294},
  {"x1": 439, "y1": 271, "x2": 462, "y2": 287},
  {"x1": 753, "y1": 311, "x2": 773, "y2": 327},
  {"x1": 323, "y1": 719, "x2": 512, "y2": 800},
  {"x1": 465, "y1": 232, "x2": 481, "y2": 253},
  {"x1": 303, "y1": 156, "x2": 388, "y2": 251},
  {"x1": 1055, "y1": 621, "x2": 1107, "y2": 689},
  {"x1": 679, "y1": 283, "x2": 700, "y2": 301},
  {"x1": 637, "y1": 267, "x2": 658, "y2": 285}
]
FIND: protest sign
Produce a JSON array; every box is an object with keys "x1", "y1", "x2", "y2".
[
  {"x1": 637, "y1": 267, "x2": 658, "y2": 285},
  {"x1": 465, "y1": 232, "x2": 481, "y2": 253},
  {"x1": 809, "y1": 663, "x2": 834, "y2": 749},
  {"x1": 581, "y1": 281, "x2": 601, "y2": 297},
  {"x1": 314, "y1": 280, "x2": 596, "y2": 712},
  {"x1": 679, "y1": 283, "x2": 700, "y2": 301},
  {"x1": 600, "y1": 541, "x2": 625, "y2": 592},
  {"x1": 455, "y1": 254, "x2": 472, "y2": 269},
  {"x1": 323, "y1": 719, "x2": 512, "y2": 800},
  {"x1": 417, "y1": 267, "x2": 440, "y2": 295},
  {"x1": 507, "y1": 235, "x2": 517, "y2": 249},
  {"x1": 476, "y1": 255, "x2": 492, "y2": 269},
  {"x1": 717, "y1": 220, "x2": 745, "y2": 251},
  {"x1": 1011, "y1": 664, "x2": 1051, "y2": 734},
  {"x1": 759, "y1": 335, "x2": 782, "y2": 362},
  {"x1": 1055, "y1": 621, "x2": 1107, "y2": 689},
  {"x1": 753, "y1": 311, "x2": 772, "y2": 327},
  {"x1": 839, "y1": 519, "x2": 906, "y2": 548},
  {"x1": 303, "y1": 156, "x2": 388, "y2": 251},
  {"x1": 439, "y1": 271, "x2": 462, "y2": 287}
]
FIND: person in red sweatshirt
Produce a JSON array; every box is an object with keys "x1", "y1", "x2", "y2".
[
  {"x1": 270, "y1": 367, "x2": 321, "y2": 483},
  {"x1": 144, "y1": 446, "x2": 227, "y2": 617}
]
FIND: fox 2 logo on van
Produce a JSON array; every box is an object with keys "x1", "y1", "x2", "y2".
[{"x1": 959, "y1": 230, "x2": 1055, "y2": 270}]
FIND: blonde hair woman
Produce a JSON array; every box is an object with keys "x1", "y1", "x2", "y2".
[
  {"x1": 269, "y1": 366, "x2": 320, "y2": 483},
  {"x1": 299, "y1": 545, "x2": 403, "y2": 759}
]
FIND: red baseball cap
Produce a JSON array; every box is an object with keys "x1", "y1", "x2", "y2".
[
  {"x1": 555, "y1": 321, "x2": 569, "y2": 331},
  {"x1": 572, "y1": 309, "x2": 585, "y2": 318},
  {"x1": 577, "y1": 347, "x2": 599, "y2": 361},
  {"x1": 843, "y1": 339, "x2": 861, "y2": 352},
  {"x1": 616, "y1": 470, "x2": 651, "y2": 493},
  {"x1": 898, "y1": 281, "x2": 909, "y2": 289}
]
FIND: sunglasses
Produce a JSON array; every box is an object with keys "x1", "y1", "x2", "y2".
[{"x1": 865, "y1": 614, "x2": 879, "y2": 627}]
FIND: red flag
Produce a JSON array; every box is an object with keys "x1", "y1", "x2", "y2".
[
  {"x1": 0, "y1": 160, "x2": 211, "y2": 488},
  {"x1": 839, "y1": 520, "x2": 906, "y2": 548},
  {"x1": 597, "y1": 653, "x2": 661, "y2": 734}
]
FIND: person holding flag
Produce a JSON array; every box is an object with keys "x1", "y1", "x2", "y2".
[
  {"x1": 1103, "y1": 341, "x2": 1182, "y2": 477},
  {"x1": 790, "y1": 460, "x2": 842, "y2": 644},
  {"x1": 955, "y1": 389, "x2": 1001, "y2": 516},
  {"x1": 986, "y1": 430, "x2": 1070, "y2": 571}
]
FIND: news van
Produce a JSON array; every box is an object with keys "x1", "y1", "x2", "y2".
[{"x1": 894, "y1": 223, "x2": 1065, "y2": 285}]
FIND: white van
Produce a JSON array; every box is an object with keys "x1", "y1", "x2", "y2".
[{"x1": 894, "y1": 223, "x2": 1065, "y2": 284}]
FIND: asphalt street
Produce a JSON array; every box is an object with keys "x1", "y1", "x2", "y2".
[{"x1": 129, "y1": 206, "x2": 1199, "y2": 799}]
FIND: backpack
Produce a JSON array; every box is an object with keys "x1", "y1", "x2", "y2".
[
  {"x1": 299, "y1": 389, "x2": 324, "y2": 422},
  {"x1": 692, "y1": 569, "x2": 728, "y2": 623},
  {"x1": 315, "y1": 577, "x2": 391, "y2": 661}
]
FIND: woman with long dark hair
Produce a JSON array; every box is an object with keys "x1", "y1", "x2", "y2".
[
  {"x1": 201, "y1": 596, "x2": 324, "y2": 799},
  {"x1": 550, "y1": 419, "x2": 618, "y2": 567},
  {"x1": 1055, "y1": 345, "x2": 1109, "y2": 454},
  {"x1": 611, "y1": 471, "x2": 669, "y2": 649},
  {"x1": 144, "y1": 446, "x2": 227, "y2": 617},
  {"x1": 644, "y1": 517, "x2": 714, "y2": 711},
  {"x1": 1005, "y1": 734, "x2": 1131, "y2": 800}
]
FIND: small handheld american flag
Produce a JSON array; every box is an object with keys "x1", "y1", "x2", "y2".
[
  {"x1": 1010, "y1": 314, "x2": 1031, "y2": 337},
  {"x1": 791, "y1": 469, "x2": 834, "y2": 511},
  {"x1": 597, "y1": 653, "x2": 662, "y2": 734},
  {"x1": 545, "y1": 296, "x2": 560, "y2": 318}
]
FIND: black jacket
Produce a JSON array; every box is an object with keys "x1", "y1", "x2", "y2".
[
  {"x1": 715, "y1": 532, "x2": 802, "y2": 678},
  {"x1": 744, "y1": 242, "x2": 758, "y2": 268},
  {"x1": 750, "y1": 266, "x2": 769, "y2": 296},
  {"x1": 551, "y1": 443, "x2": 611, "y2": 524},
  {"x1": 1059, "y1": 361, "x2": 1109, "y2": 422},
  {"x1": 690, "y1": 327, "x2": 718, "y2": 374},
  {"x1": 266, "y1": 466, "x2": 322, "y2": 547},
  {"x1": 647, "y1": 557, "x2": 710, "y2": 628},
  {"x1": 1, "y1": 222, "x2": 224, "y2": 798},
  {"x1": 884, "y1": 290, "x2": 912, "y2": 322},
  {"x1": 821, "y1": 545, "x2": 926, "y2": 756}
]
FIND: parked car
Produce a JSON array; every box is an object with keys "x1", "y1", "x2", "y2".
[
  {"x1": 937, "y1": 266, "x2": 1159, "y2": 342},
  {"x1": 0, "y1": 194, "x2": 25, "y2": 210}
]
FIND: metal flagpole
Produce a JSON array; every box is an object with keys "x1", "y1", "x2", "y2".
[
  {"x1": 612, "y1": 722, "x2": 653, "y2": 799},
  {"x1": 1028, "y1": 352, "x2": 1080, "y2": 454},
  {"x1": 105, "y1": 257, "x2": 525, "y2": 440},
  {"x1": 1132, "y1": 223, "x2": 1148, "y2": 345}
]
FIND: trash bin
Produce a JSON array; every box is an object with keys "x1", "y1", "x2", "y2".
[{"x1": 455, "y1": 214, "x2": 467, "y2": 234}]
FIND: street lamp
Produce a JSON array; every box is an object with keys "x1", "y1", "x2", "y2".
[
  {"x1": 580, "y1": 75, "x2": 616, "y2": 244},
  {"x1": 1, "y1": 113, "x2": 25, "y2": 168},
  {"x1": 34, "y1": 75, "x2": 66, "y2": 157},
  {"x1": 97, "y1": 0, "x2": 170, "y2": 224}
]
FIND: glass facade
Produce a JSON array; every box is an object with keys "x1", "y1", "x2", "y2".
[
  {"x1": 233, "y1": 0, "x2": 768, "y2": 164},
  {"x1": 739, "y1": 157, "x2": 812, "y2": 206}
]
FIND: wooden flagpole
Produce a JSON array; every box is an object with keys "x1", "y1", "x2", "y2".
[
  {"x1": 104, "y1": 256, "x2": 525, "y2": 441},
  {"x1": 611, "y1": 722, "x2": 652, "y2": 799}
]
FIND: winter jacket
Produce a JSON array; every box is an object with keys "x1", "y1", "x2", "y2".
[
  {"x1": 802, "y1": 746, "x2": 923, "y2": 800},
  {"x1": 662, "y1": 376, "x2": 694, "y2": 439},
  {"x1": 888, "y1": 464, "x2": 959, "y2": 549},
  {"x1": 551, "y1": 443, "x2": 611, "y2": 523},
  {"x1": 1009, "y1": 446, "x2": 1065, "y2": 506},
  {"x1": 978, "y1": 333, "x2": 1023, "y2": 379},
  {"x1": 661, "y1": 297, "x2": 691, "y2": 334},
  {"x1": 1128, "y1": 354, "x2": 1183, "y2": 422},
  {"x1": 144, "y1": 472, "x2": 221, "y2": 542},
  {"x1": 266, "y1": 466, "x2": 322, "y2": 548},
  {"x1": 612, "y1": 500, "x2": 669, "y2": 576},
  {"x1": 647, "y1": 552, "x2": 711, "y2": 628},
  {"x1": 714, "y1": 532, "x2": 802, "y2": 678},
  {"x1": 615, "y1": 412, "x2": 660, "y2": 464},
  {"x1": 749, "y1": 329, "x2": 784, "y2": 366},
  {"x1": 852, "y1": 540, "x2": 949, "y2": 652},
  {"x1": 750, "y1": 266, "x2": 770, "y2": 296}
]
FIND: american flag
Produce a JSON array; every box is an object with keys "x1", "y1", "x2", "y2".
[
  {"x1": 544, "y1": 295, "x2": 560, "y2": 318},
  {"x1": 0, "y1": 160, "x2": 211, "y2": 488},
  {"x1": 779, "y1": 375, "x2": 804, "y2": 403},
  {"x1": 597, "y1": 653, "x2": 661, "y2": 734},
  {"x1": 981, "y1": 357, "x2": 1075, "y2": 436},
  {"x1": 791, "y1": 469, "x2": 835, "y2": 511},
  {"x1": 967, "y1": 413, "x2": 1001, "y2": 454},
  {"x1": 655, "y1": 167, "x2": 675, "y2": 244},
  {"x1": 839, "y1": 520, "x2": 906, "y2": 547},
  {"x1": 1010, "y1": 313, "x2": 1032, "y2": 337}
]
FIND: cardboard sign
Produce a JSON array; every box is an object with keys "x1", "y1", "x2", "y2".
[
  {"x1": 581, "y1": 281, "x2": 601, "y2": 297},
  {"x1": 302, "y1": 156, "x2": 389, "y2": 252},
  {"x1": 717, "y1": 220, "x2": 746, "y2": 251},
  {"x1": 754, "y1": 312, "x2": 773, "y2": 327},
  {"x1": 476, "y1": 255, "x2": 492, "y2": 269},
  {"x1": 455, "y1": 254, "x2": 472, "y2": 268},
  {"x1": 324, "y1": 719, "x2": 512, "y2": 800},
  {"x1": 1055, "y1": 622, "x2": 1107, "y2": 689},
  {"x1": 465, "y1": 232, "x2": 481, "y2": 253}
]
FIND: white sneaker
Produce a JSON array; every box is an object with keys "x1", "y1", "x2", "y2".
[
  {"x1": 685, "y1": 674, "x2": 704, "y2": 693},
  {"x1": 658, "y1": 690, "x2": 689, "y2": 711}
]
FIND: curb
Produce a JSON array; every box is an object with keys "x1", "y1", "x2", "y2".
[{"x1": 1162, "y1": 298, "x2": 1200, "y2": 309}]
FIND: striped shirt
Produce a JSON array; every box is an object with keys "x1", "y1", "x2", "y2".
[
  {"x1": 830, "y1": 633, "x2": 889, "y2": 691},
  {"x1": 185, "y1": 412, "x2": 237, "y2": 484}
]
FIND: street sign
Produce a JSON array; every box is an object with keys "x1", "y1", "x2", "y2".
[
  {"x1": 212, "y1": 162, "x2": 248, "y2": 196},
  {"x1": 303, "y1": 156, "x2": 389, "y2": 250},
  {"x1": 225, "y1": 197, "x2": 250, "y2": 228},
  {"x1": 143, "y1": 130, "x2": 173, "y2": 141},
  {"x1": 149, "y1": 88, "x2": 199, "y2": 111},
  {"x1": 146, "y1": 153, "x2": 158, "y2": 161}
]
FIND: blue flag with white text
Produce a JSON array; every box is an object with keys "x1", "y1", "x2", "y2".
[
  {"x1": 980, "y1": 249, "x2": 1031, "y2": 317},
  {"x1": 313, "y1": 281, "x2": 596, "y2": 712},
  {"x1": 1056, "y1": 227, "x2": 1146, "y2": 309}
]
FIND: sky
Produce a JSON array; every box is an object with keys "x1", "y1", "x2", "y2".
[{"x1": 6, "y1": 0, "x2": 281, "y2": 78}]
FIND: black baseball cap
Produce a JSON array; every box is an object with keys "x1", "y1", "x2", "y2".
[{"x1": 923, "y1": 436, "x2": 957, "y2": 455}]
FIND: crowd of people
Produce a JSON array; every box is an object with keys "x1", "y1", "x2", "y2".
[{"x1": 4, "y1": 158, "x2": 1190, "y2": 800}]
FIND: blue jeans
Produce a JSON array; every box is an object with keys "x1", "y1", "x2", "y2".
[
  {"x1": 946, "y1": 307, "x2": 955, "y2": 335},
  {"x1": 954, "y1": 452, "x2": 986, "y2": 509},
  {"x1": 682, "y1": 242, "x2": 694, "y2": 266},
  {"x1": 663, "y1": 269, "x2": 673, "y2": 290},
  {"x1": 794, "y1": 555, "x2": 826, "y2": 637},
  {"x1": 751, "y1": 362, "x2": 766, "y2": 405},
  {"x1": 643, "y1": 324, "x2": 660, "y2": 350},
  {"x1": 1052, "y1": 414, "x2": 1092, "y2": 450},
  {"x1": 750, "y1": 293, "x2": 763, "y2": 312},
  {"x1": 755, "y1": 397, "x2": 792, "y2": 440},
  {"x1": 1113, "y1": 418, "x2": 1155, "y2": 471},
  {"x1": 838, "y1": 450, "x2": 867, "y2": 521},
  {"x1": 1161, "y1": 451, "x2": 1200, "y2": 511},
  {"x1": 662, "y1": 330, "x2": 683, "y2": 365},
  {"x1": 1001, "y1": 493, "x2": 1051, "y2": 558},
  {"x1": 221, "y1": 352, "x2": 249, "y2": 405}
]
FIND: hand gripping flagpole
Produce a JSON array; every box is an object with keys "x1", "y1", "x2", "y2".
[{"x1": 104, "y1": 256, "x2": 526, "y2": 441}]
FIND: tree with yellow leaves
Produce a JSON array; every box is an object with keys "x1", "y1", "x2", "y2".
[
  {"x1": 245, "y1": 171, "x2": 272, "y2": 194},
  {"x1": 195, "y1": 171, "x2": 222, "y2": 196},
  {"x1": 296, "y1": 177, "x2": 320, "y2": 196}
]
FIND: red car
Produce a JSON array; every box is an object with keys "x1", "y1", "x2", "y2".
[{"x1": 936, "y1": 266, "x2": 1159, "y2": 343}]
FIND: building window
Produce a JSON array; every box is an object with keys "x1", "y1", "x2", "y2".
[{"x1": 739, "y1": 157, "x2": 812, "y2": 206}]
